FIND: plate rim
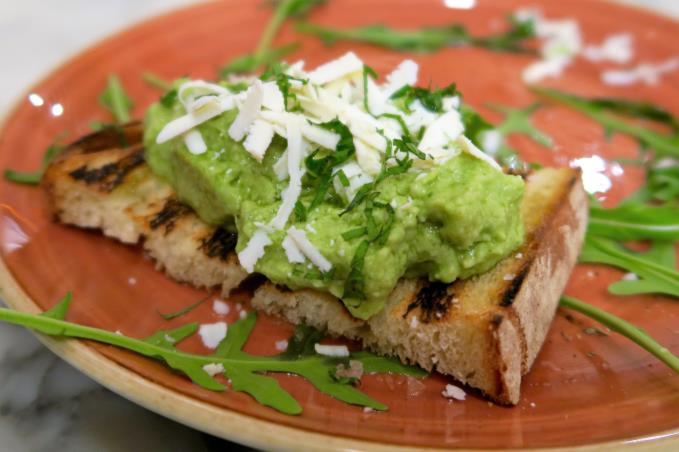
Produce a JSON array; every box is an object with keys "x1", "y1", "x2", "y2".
[{"x1": 0, "y1": 0, "x2": 678, "y2": 449}]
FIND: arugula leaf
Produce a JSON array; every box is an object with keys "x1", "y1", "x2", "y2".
[
  {"x1": 220, "y1": 43, "x2": 300, "y2": 77},
  {"x1": 219, "y1": 0, "x2": 324, "y2": 76},
  {"x1": 533, "y1": 87, "x2": 679, "y2": 159},
  {"x1": 488, "y1": 102, "x2": 553, "y2": 148},
  {"x1": 157, "y1": 296, "x2": 209, "y2": 320},
  {"x1": 98, "y1": 75, "x2": 134, "y2": 123},
  {"x1": 4, "y1": 139, "x2": 67, "y2": 185},
  {"x1": 560, "y1": 296, "x2": 679, "y2": 374},
  {"x1": 588, "y1": 203, "x2": 679, "y2": 241},
  {"x1": 296, "y1": 16, "x2": 535, "y2": 54},
  {"x1": 0, "y1": 296, "x2": 425, "y2": 415},
  {"x1": 580, "y1": 236, "x2": 679, "y2": 298},
  {"x1": 142, "y1": 72, "x2": 173, "y2": 92},
  {"x1": 628, "y1": 165, "x2": 679, "y2": 205}
]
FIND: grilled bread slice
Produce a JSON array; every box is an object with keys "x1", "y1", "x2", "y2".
[
  {"x1": 42, "y1": 125, "x2": 587, "y2": 405},
  {"x1": 42, "y1": 122, "x2": 248, "y2": 295}
]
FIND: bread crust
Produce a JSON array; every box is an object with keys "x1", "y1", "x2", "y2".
[{"x1": 42, "y1": 126, "x2": 588, "y2": 405}]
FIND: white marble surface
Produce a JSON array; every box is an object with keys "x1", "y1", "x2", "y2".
[{"x1": 0, "y1": 1, "x2": 677, "y2": 451}]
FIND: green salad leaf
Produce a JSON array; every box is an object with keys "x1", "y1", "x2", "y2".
[
  {"x1": 296, "y1": 16, "x2": 535, "y2": 54},
  {"x1": 99, "y1": 75, "x2": 134, "y2": 123},
  {"x1": 588, "y1": 203, "x2": 679, "y2": 242},
  {"x1": 533, "y1": 87, "x2": 679, "y2": 159},
  {"x1": 488, "y1": 102, "x2": 553, "y2": 148},
  {"x1": 157, "y1": 296, "x2": 209, "y2": 320},
  {"x1": 560, "y1": 296, "x2": 679, "y2": 374},
  {"x1": 3, "y1": 140, "x2": 66, "y2": 185},
  {"x1": 0, "y1": 293, "x2": 426, "y2": 415},
  {"x1": 219, "y1": 0, "x2": 324, "y2": 76},
  {"x1": 580, "y1": 236, "x2": 679, "y2": 298}
]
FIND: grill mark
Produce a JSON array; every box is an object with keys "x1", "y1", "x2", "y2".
[
  {"x1": 69, "y1": 147, "x2": 144, "y2": 192},
  {"x1": 403, "y1": 281, "x2": 454, "y2": 323},
  {"x1": 149, "y1": 199, "x2": 191, "y2": 234},
  {"x1": 500, "y1": 265, "x2": 530, "y2": 307},
  {"x1": 71, "y1": 122, "x2": 143, "y2": 154},
  {"x1": 200, "y1": 228, "x2": 238, "y2": 261}
]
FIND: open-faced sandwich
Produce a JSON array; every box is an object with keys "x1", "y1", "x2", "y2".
[{"x1": 42, "y1": 53, "x2": 587, "y2": 404}]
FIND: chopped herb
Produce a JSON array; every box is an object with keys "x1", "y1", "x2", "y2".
[
  {"x1": 296, "y1": 16, "x2": 535, "y2": 54},
  {"x1": 379, "y1": 112, "x2": 410, "y2": 137},
  {"x1": 98, "y1": 75, "x2": 134, "y2": 123},
  {"x1": 343, "y1": 240, "x2": 370, "y2": 300},
  {"x1": 260, "y1": 62, "x2": 308, "y2": 111},
  {"x1": 157, "y1": 296, "x2": 209, "y2": 320},
  {"x1": 304, "y1": 119, "x2": 356, "y2": 210},
  {"x1": 335, "y1": 169, "x2": 350, "y2": 187},
  {"x1": 294, "y1": 200, "x2": 307, "y2": 222},
  {"x1": 390, "y1": 82, "x2": 457, "y2": 113},
  {"x1": 560, "y1": 296, "x2": 679, "y2": 374},
  {"x1": 0, "y1": 293, "x2": 426, "y2": 415},
  {"x1": 160, "y1": 89, "x2": 178, "y2": 108},
  {"x1": 342, "y1": 227, "x2": 367, "y2": 241},
  {"x1": 362, "y1": 64, "x2": 378, "y2": 115},
  {"x1": 142, "y1": 72, "x2": 173, "y2": 91}
]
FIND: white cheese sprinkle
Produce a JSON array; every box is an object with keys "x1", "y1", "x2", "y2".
[
  {"x1": 602, "y1": 58, "x2": 679, "y2": 86},
  {"x1": 308, "y1": 51, "x2": 364, "y2": 85},
  {"x1": 382, "y1": 59, "x2": 419, "y2": 98},
  {"x1": 243, "y1": 119, "x2": 274, "y2": 161},
  {"x1": 287, "y1": 227, "x2": 332, "y2": 272},
  {"x1": 582, "y1": 33, "x2": 633, "y2": 64},
  {"x1": 275, "y1": 339, "x2": 289, "y2": 351},
  {"x1": 314, "y1": 343, "x2": 350, "y2": 357},
  {"x1": 442, "y1": 384, "x2": 466, "y2": 401},
  {"x1": 212, "y1": 299, "x2": 230, "y2": 316},
  {"x1": 282, "y1": 235, "x2": 306, "y2": 264},
  {"x1": 183, "y1": 129, "x2": 207, "y2": 155},
  {"x1": 229, "y1": 80, "x2": 264, "y2": 141},
  {"x1": 238, "y1": 228, "x2": 272, "y2": 273},
  {"x1": 202, "y1": 363, "x2": 225, "y2": 377},
  {"x1": 199, "y1": 322, "x2": 228, "y2": 349},
  {"x1": 269, "y1": 116, "x2": 304, "y2": 230}
]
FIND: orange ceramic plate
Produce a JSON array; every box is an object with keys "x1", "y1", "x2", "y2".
[{"x1": 0, "y1": 0, "x2": 678, "y2": 449}]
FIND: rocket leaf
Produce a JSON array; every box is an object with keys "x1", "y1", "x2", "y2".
[{"x1": 0, "y1": 294, "x2": 426, "y2": 415}]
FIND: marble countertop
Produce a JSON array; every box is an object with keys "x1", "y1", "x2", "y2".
[{"x1": 0, "y1": 1, "x2": 677, "y2": 451}]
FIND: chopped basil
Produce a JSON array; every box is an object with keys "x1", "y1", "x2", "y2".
[{"x1": 98, "y1": 75, "x2": 134, "y2": 123}]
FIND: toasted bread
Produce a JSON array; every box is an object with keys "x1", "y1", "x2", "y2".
[{"x1": 42, "y1": 125, "x2": 587, "y2": 404}]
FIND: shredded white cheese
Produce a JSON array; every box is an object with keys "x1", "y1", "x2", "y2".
[
  {"x1": 582, "y1": 33, "x2": 633, "y2": 64},
  {"x1": 441, "y1": 384, "x2": 466, "y2": 401},
  {"x1": 212, "y1": 299, "x2": 230, "y2": 316},
  {"x1": 238, "y1": 228, "x2": 272, "y2": 273},
  {"x1": 198, "y1": 322, "x2": 228, "y2": 349},
  {"x1": 382, "y1": 59, "x2": 419, "y2": 98},
  {"x1": 243, "y1": 119, "x2": 274, "y2": 161},
  {"x1": 229, "y1": 80, "x2": 264, "y2": 141},
  {"x1": 202, "y1": 363, "x2": 225, "y2": 377},
  {"x1": 270, "y1": 116, "x2": 304, "y2": 230},
  {"x1": 308, "y1": 52, "x2": 364, "y2": 85},
  {"x1": 287, "y1": 227, "x2": 332, "y2": 272},
  {"x1": 314, "y1": 343, "x2": 350, "y2": 357},
  {"x1": 602, "y1": 57, "x2": 679, "y2": 86},
  {"x1": 282, "y1": 235, "x2": 306, "y2": 264},
  {"x1": 183, "y1": 129, "x2": 207, "y2": 155}
]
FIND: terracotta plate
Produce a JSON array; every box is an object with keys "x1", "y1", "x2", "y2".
[{"x1": 1, "y1": 0, "x2": 678, "y2": 449}]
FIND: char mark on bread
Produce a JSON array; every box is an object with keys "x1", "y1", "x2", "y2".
[
  {"x1": 150, "y1": 198, "x2": 192, "y2": 233},
  {"x1": 68, "y1": 147, "x2": 144, "y2": 192},
  {"x1": 403, "y1": 281, "x2": 455, "y2": 323},
  {"x1": 200, "y1": 228, "x2": 238, "y2": 261}
]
